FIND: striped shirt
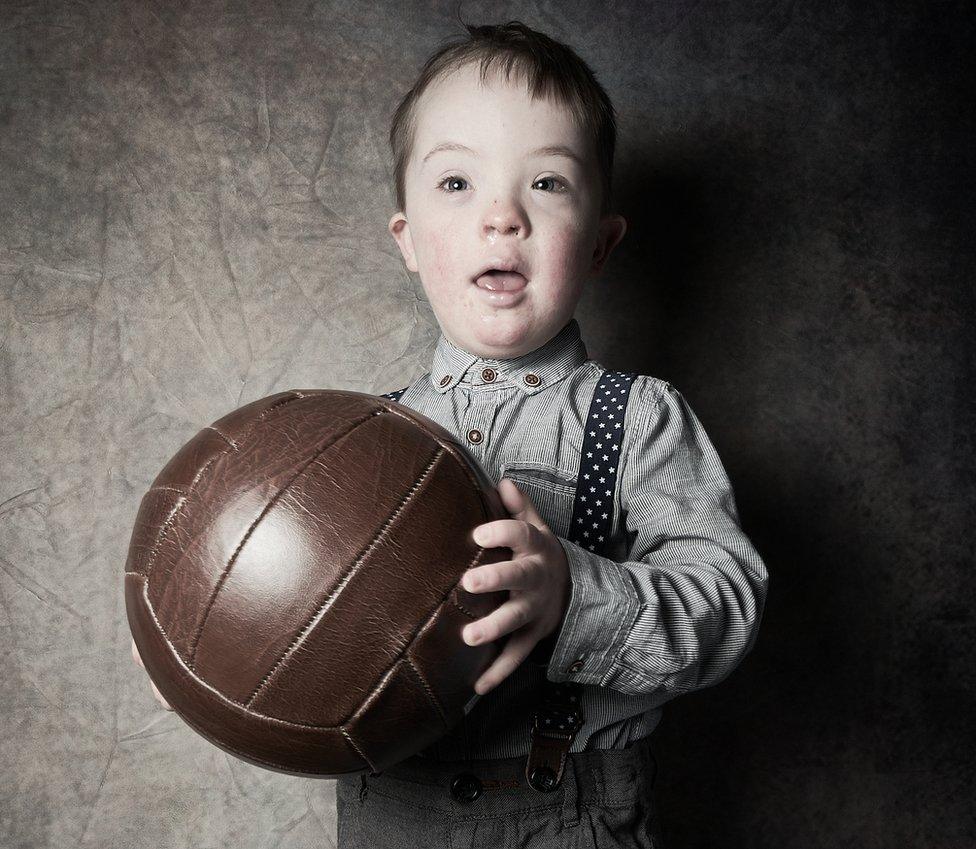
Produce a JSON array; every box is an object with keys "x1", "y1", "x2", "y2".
[{"x1": 384, "y1": 317, "x2": 769, "y2": 760}]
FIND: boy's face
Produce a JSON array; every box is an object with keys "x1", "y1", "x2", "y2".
[{"x1": 389, "y1": 62, "x2": 627, "y2": 359}]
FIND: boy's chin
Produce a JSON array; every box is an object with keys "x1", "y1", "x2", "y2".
[{"x1": 462, "y1": 321, "x2": 545, "y2": 358}]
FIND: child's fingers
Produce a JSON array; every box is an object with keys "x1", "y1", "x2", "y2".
[
  {"x1": 462, "y1": 558, "x2": 535, "y2": 593},
  {"x1": 473, "y1": 517, "x2": 539, "y2": 554},
  {"x1": 463, "y1": 595, "x2": 533, "y2": 646},
  {"x1": 131, "y1": 637, "x2": 144, "y2": 669},
  {"x1": 496, "y1": 478, "x2": 548, "y2": 532},
  {"x1": 150, "y1": 679, "x2": 173, "y2": 711},
  {"x1": 132, "y1": 637, "x2": 173, "y2": 710},
  {"x1": 473, "y1": 625, "x2": 538, "y2": 695}
]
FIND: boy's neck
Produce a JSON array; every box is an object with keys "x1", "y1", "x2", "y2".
[{"x1": 444, "y1": 319, "x2": 576, "y2": 363}]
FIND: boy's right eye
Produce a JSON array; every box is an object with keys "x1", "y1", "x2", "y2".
[{"x1": 437, "y1": 175, "x2": 468, "y2": 193}]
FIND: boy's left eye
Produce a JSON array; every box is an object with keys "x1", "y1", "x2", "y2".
[{"x1": 533, "y1": 176, "x2": 568, "y2": 193}]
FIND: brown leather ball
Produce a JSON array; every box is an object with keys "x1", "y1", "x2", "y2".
[{"x1": 124, "y1": 389, "x2": 510, "y2": 777}]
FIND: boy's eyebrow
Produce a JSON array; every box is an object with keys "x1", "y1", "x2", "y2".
[
  {"x1": 422, "y1": 142, "x2": 583, "y2": 167},
  {"x1": 423, "y1": 141, "x2": 477, "y2": 162},
  {"x1": 530, "y1": 144, "x2": 585, "y2": 167}
]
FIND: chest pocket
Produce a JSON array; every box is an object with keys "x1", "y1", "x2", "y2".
[{"x1": 499, "y1": 462, "x2": 578, "y2": 539}]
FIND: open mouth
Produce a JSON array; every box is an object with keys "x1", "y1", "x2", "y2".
[{"x1": 474, "y1": 270, "x2": 528, "y2": 292}]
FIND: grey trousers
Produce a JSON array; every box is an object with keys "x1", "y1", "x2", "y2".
[{"x1": 335, "y1": 734, "x2": 665, "y2": 848}]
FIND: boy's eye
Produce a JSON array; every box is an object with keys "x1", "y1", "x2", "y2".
[
  {"x1": 532, "y1": 176, "x2": 568, "y2": 193},
  {"x1": 437, "y1": 175, "x2": 469, "y2": 193}
]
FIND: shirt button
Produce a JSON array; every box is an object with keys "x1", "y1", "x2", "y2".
[
  {"x1": 481, "y1": 367, "x2": 496, "y2": 382},
  {"x1": 567, "y1": 658, "x2": 585, "y2": 673},
  {"x1": 450, "y1": 773, "x2": 482, "y2": 803},
  {"x1": 467, "y1": 428, "x2": 483, "y2": 444},
  {"x1": 438, "y1": 374, "x2": 452, "y2": 387},
  {"x1": 523, "y1": 373, "x2": 541, "y2": 387}
]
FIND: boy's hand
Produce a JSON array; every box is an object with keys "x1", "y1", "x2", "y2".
[
  {"x1": 462, "y1": 477, "x2": 571, "y2": 696},
  {"x1": 131, "y1": 636, "x2": 174, "y2": 711}
]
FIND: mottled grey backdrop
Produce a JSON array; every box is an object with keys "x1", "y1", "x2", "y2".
[{"x1": 1, "y1": 1, "x2": 972, "y2": 847}]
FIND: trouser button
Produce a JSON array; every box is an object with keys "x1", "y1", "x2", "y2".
[{"x1": 450, "y1": 773, "x2": 482, "y2": 803}]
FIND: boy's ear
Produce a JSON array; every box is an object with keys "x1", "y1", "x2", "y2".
[
  {"x1": 589, "y1": 214, "x2": 628, "y2": 275},
  {"x1": 389, "y1": 212, "x2": 419, "y2": 273}
]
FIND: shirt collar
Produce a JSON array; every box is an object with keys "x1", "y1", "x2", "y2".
[{"x1": 429, "y1": 318, "x2": 588, "y2": 395}]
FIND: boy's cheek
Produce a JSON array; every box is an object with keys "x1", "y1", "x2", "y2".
[{"x1": 419, "y1": 227, "x2": 458, "y2": 281}]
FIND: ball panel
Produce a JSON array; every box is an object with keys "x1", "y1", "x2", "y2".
[
  {"x1": 126, "y1": 572, "x2": 365, "y2": 778},
  {"x1": 145, "y1": 484, "x2": 266, "y2": 658},
  {"x1": 124, "y1": 486, "x2": 188, "y2": 578},
  {"x1": 343, "y1": 654, "x2": 452, "y2": 773},
  {"x1": 207, "y1": 390, "x2": 304, "y2": 443},
  {"x1": 248, "y1": 446, "x2": 489, "y2": 723},
  {"x1": 152, "y1": 426, "x2": 233, "y2": 493},
  {"x1": 192, "y1": 412, "x2": 451, "y2": 705},
  {"x1": 145, "y1": 403, "x2": 386, "y2": 663},
  {"x1": 408, "y1": 584, "x2": 505, "y2": 721}
]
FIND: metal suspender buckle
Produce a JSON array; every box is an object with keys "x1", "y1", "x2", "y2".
[{"x1": 525, "y1": 682, "x2": 584, "y2": 792}]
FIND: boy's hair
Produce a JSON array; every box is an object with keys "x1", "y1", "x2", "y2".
[{"x1": 389, "y1": 18, "x2": 618, "y2": 217}]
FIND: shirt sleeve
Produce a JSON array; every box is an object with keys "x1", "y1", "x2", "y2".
[{"x1": 544, "y1": 378, "x2": 769, "y2": 698}]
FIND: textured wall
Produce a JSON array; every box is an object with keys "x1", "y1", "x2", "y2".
[{"x1": 1, "y1": 1, "x2": 972, "y2": 847}]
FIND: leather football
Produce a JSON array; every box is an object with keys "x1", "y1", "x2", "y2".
[{"x1": 124, "y1": 389, "x2": 510, "y2": 777}]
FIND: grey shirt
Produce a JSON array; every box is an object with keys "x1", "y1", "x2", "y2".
[{"x1": 388, "y1": 317, "x2": 769, "y2": 759}]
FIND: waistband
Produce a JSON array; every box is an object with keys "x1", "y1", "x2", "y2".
[{"x1": 350, "y1": 734, "x2": 657, "y2": 818}]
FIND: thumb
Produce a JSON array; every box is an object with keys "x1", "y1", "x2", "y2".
[{"x1": 497, "y1": 477, "x2": 547, "y2": 531}]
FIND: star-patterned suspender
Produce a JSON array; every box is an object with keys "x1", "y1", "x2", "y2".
[
  {"x1": 381, "y1": 370, "x2": 639, "y2": 790},
  {"x1": 523, "y1": 368, "x2": 639, "y2": 792},
  {"x1": 379, "y1": 386, "x2": 408, "y2": 403}
]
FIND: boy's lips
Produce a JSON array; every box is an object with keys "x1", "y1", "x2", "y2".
[
  {"x1": 474, "y1": 270, "x2": 528, "y2": 292},
  {"x1": 471, "y1": 258, "x2": 529, "y2": 304}
]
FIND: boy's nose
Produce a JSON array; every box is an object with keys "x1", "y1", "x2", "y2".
[
  {"x1": 483, "y1": 203, "x2": 526, "y2": 239},
  {"x1": 486, "y1": 223, "x2": 521, "y2": 238}
]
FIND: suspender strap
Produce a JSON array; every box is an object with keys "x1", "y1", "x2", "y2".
[
  {"x1": 379, "y1": 386, "x2": 408, "y2": 402},
  {"x1": 524, "y1": 368, "x2": 638, "y2": 792},
  {"x1": 381, "y1": 370, "x2": 639, "y2": 788}
]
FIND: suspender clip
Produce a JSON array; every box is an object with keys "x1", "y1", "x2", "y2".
[{"x1": 525, "y1": 681, "x2": 585, "y2": 792}]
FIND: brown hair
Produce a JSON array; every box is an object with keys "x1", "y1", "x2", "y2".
[{"x1": 389, "y1": 18, "x2": 618, "y2": 217}]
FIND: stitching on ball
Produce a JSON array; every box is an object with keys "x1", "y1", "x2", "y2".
[
  {"x1": 133, "y1": 573, "x2": 343, "y2": 733},
  {"x1": 204, "y1": 425, "x2": 239, "y2": 449},
  {"x1": 404, "y1": 656, "x2": 449, "y2": 728},
  {"x1": 341, "y1": 728, "x2": 378, "y2": 774},
  {"x1": 189, "y1": 410, "x2": 381, "y2": 668},
  {"x1": 245, "y1": 441, "x2": 446, "y2": 709},
  {"x1": 450, "y1": 589, "x2": 480, "y2": 620},
  {"x1": 140, "y1": 392, "x2": 305, "y2": 581},
  {"x1": 147, "y1": 485, "x2": 189, "y2": 496}
]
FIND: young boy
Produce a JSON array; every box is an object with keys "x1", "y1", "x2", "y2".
[
  {"x1": 133, "y1": 19, "x2": 769, "y2": 849},
  {"x1": 336, "y1": 18, "x2": 769, "y2": 849}
]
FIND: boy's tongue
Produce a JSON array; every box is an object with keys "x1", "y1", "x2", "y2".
[{"x1": 476, "y1": 270, "x2": 527, "y2": 291}]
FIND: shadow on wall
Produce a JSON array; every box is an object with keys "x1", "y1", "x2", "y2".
[
  {"x1": 596, "y1": 132, "x2": 762, "y2": 379},
  {"x1": 605, "y1": 133, "x2": 885, "y2": 846}
]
